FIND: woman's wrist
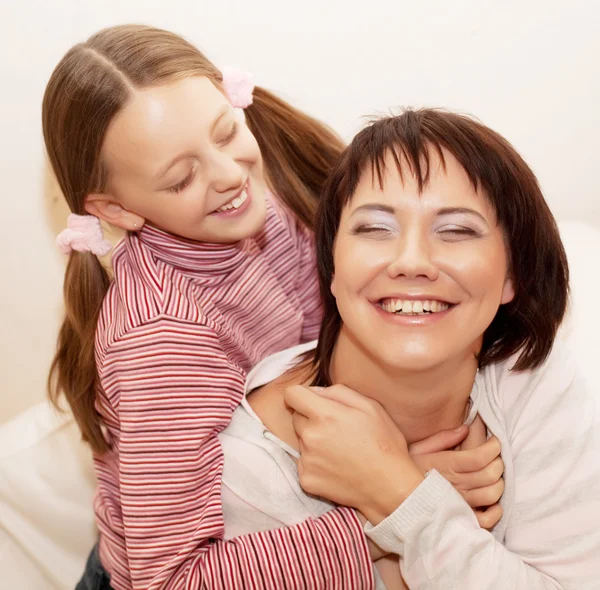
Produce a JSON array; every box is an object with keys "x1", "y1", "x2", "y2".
[{"x1": 360, "y1": 460, "x2": 425, "y2": 525}]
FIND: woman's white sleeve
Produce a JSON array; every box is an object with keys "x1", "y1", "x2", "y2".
[{"x1": 365, "y1": 348, "x2": 600, "y2": 590}]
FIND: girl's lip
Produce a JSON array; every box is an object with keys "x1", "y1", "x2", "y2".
[{"x1": 210, "y1": 183, "x2": 252, "y2": 217}]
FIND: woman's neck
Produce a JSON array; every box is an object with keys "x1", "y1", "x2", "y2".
[{"x1": 329, "y1": 329, "x2": 478, "y2": 445}]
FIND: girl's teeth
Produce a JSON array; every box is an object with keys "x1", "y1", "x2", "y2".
[{"x1": 217, "y1": 189, "x2": 248, "y2": 212}]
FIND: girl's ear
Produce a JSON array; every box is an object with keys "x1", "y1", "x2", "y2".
[{"x1": 85, "y1": 193, "x2": 145, "y2": 232}]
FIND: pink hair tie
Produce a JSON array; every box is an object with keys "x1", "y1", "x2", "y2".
[
  {"x1": 221, "y1": 66, "x2": 254, "y2": 109},
  {"x1": 56, "y1": 214, "x2": 113, "y2": 257}
]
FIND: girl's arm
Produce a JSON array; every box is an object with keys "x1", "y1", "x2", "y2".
[
  {"x1": 293, "y1": 220, "x2": 322, "y2": 342},
  {"x1": 261, "y1": 195, "x2": 322, "y2": 342},
  {"x1": 101, "y1": 317, "x2": 374, "y2": 590}
]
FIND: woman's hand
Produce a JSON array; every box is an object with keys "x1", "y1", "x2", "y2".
[
  {"x1": 408, "y1": 415, "x2": 505, "y2": 529},
  {"x1": 283, "y1": 384, "x2": 424, "y2": 525}
]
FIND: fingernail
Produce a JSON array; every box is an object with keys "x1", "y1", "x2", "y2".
[{"x1": 454, "y1": 425, "x2": 466, "y2": 432}]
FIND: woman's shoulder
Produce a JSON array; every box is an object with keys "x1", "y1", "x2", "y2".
[{"x1": 480, "y1": 338, "x2": 594, "y2": 431}]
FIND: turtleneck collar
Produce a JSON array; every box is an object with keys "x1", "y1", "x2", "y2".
[{"x1": 132, "y1": 223, "x2": 254, "y2": 276}]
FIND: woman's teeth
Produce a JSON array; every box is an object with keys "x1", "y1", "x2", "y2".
[
  {"x1": 380, "y1": 299, "x2": 450, "y2": 315},
  {"x1": 216, "y1": 189, "x2": 248, "y2": 213}
]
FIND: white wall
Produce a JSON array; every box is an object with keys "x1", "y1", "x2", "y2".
[{"x1": 1, "y1": 0, "x2": 599, "y2": 422}]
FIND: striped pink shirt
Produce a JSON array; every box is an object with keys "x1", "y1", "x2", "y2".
[{"x1": 92, "y1": 195, "x2": 374, "y2": 590}]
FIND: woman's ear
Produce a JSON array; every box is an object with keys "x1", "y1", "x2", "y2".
[
  {"x1": 85, "y1": 193, "x2": 145, "y2": 232},
  {"x1": 330, "y1": 274, "x2": 337, "y2": 299},
  {"x1": 501, "y1": 277, "x2": 515, "y2": 304}
]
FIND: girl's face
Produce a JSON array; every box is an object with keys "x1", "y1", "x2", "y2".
[
  {"x1": 86, "y1": 76, "x2": 267, "y2": 243},
  {"x1": 331, "y1": 149, "x2": 515, "y2": 373}
]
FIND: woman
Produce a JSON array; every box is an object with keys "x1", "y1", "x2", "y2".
[{"x1": 218, "y1": 109, "x2": 600, "y2": 588}]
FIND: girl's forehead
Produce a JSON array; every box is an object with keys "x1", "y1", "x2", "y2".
[{"x1": 102, "y1": 77, "x2": 229, "y2": 176}]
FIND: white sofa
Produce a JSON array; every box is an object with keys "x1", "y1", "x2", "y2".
[{"x1": 1, "y1": 221, "x2": 599, "y2": 590}]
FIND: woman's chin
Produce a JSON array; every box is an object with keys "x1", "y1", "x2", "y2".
[{"x1": 378, "y1": 348, "x2": 445, "y2": 374}]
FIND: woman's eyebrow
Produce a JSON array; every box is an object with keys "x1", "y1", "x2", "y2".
[
  {"x1": 436, "y1": 207, "x2": 488, "y2": 225},
  {"x1": 350, "y1": 203, "x2": 395, "y2": 216}
]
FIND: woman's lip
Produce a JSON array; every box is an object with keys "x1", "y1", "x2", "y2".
[
  {"x1": 372, "y1": 301, "x2": 456, "y2": 325},
  {"x1": 376, "y1": 295, "x2": 454, "y2": 304}
]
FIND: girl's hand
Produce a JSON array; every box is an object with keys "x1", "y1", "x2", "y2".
[
  {"x1": 408, "y1": 415, "x2": 505, "y2": 529},
  {"x1": 283, "y1": 384, "x2": 424, "y2": 525}
]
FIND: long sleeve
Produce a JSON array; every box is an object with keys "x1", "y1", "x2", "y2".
[
  {"x1": 97, "y1": 316, "x2": 373, "y2": 590},
  {"x1": 256, "y1": 194, "x2": 322, "y2": 343},
  {"x1": 292, "y1": 221, "x2": 322, "y2": 342},
  {"x1": 364, "y1": 346, "x2": 600, "y2": 590}
]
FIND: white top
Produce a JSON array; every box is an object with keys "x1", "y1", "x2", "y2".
[{"x1": 218, "y1": 340, "x2": 600, "y2": 589}]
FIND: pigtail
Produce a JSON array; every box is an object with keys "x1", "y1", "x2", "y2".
[
  {"x1": 244, "y1": 86, "x2": 345, "y2": 230},
  {"x1": 48, "y1": 253, "x2": 111, "y2": 452}
]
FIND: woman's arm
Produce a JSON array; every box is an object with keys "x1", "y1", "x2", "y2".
[{"x1": 100, "y1": 317, "x2": 374, "y2": 590}]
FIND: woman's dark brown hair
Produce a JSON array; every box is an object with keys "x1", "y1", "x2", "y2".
[
  {"x1": 312, "y1": 108, "x2": 569, "y2": 386},
  {"x1": 44, "y1": 24, "x2": 344, "y2": 452}
]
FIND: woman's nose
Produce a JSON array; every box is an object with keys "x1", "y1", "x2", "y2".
[{"x1": 386, "y1": 231, "x2": 439, "y2": 281}]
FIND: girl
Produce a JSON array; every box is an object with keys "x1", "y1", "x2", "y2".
[{"x1": 45, "y1": 25, "x2": 501, "y2": 590}]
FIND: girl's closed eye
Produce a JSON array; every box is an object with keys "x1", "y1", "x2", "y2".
[
  {"x1": 167, "y1": 168, "x2": 196, "y2": 193},
  {"x1": 218, "y1": 122, "x2": 238, "y2": 146}
]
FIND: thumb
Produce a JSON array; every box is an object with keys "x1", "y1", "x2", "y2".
[
  {"x1": 458, "y1": 414, "x2": 487, "y2": 451},
  {"x1": 309, "y1": 384, "x2": 374, "y2": 412},
  {"x1": 409, "y1": 425, "x2": 469, "y2": 455}
]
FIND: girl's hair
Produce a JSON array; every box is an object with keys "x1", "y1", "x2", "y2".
[
  {"x1": 44, "y1": 24, "x2": 344, "y2": 452},
  {"x1": 312, "y1": 108, "x2": 569, "y2": 386}
]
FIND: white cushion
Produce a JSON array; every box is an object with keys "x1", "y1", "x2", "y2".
[
  {"x1": 557, "y1": 220, "x2": 600, "y2": 400},
  {"x1": 0, "y1": 403, "x2": 97, "y2": 590}
]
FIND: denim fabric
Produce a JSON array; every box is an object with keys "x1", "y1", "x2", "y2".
[{"x1": 75, "y1": 544, "x2": 113, "y2": 590}]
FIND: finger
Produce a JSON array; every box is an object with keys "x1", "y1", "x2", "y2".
[
  {"x1": 283, "y1": 384, "x2": 335, "y2": 419},
  {"x1": 291, "y1": 411, "x2": 310, "y2": 439},
  {"x1": 459, "y1": 414, "x2": 487, "y2": 451},
  {"x1": 312, "y1": 384, "x2": 380, "y2": 413},
  {"x1": 455, "y1": 436, "x2": 502, "y2": 473},
  {"x1": 464, "y1": 478, "x2": 505, "y2": 508},
  {"x1": 451, "y1": 457, "x2": 504, "y2": 490},
  {"x1": 475, "y1": 503, "x2": 504, "y2": 530},
  {"x1": 409, "y1": 425, "x2": 469, "y2": 455}
]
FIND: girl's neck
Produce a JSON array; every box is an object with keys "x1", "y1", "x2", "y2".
[{"x1": 329, "y1": 329, "x2": 478, "y2": 445}]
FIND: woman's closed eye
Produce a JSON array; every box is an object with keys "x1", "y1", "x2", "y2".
[
  {"x1": 438, "y1": 225, "x2": 480, "y2": 239},
  {"x1": 352, "y1": 223, "x2": 396, "y2": 237}
]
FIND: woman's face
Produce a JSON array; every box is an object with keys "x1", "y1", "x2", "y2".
[
  {"x1": 331, "y1": 149, "x2": 514, "y2": 372},
  {"x1": 86, "y1": 75, "x2": 267, "y2": 243}
]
